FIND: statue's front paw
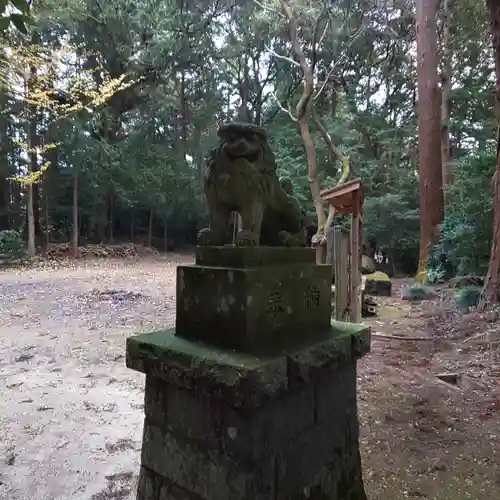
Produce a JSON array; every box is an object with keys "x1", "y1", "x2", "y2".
[
  {"x1": 197, "y1": 228, "x2": 215, "y2": 246},
  {"x1": 278, "y1": 230, "x2": 295, "y2": 247},
  {"x1": 235, "y1": 229, "x2": 259, "y2": 247}
]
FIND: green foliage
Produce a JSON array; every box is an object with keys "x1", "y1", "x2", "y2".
[
  {"x1": 455, "y1": 286, "x2": 482, "y2": 313},
  {"x1": 364, "y1": 194, "x2": 419, "y2": 274},
  {"x1": 0, "y1": 229, "x2": 28, "y2": 260},
  {"x1": 429, "y1": 150, "x2": 495, "y2": 278},
  {"x1": 0, "y1": 0, "x2": 32, "y2": 35},
  {"x1": 0, "y1": 0, "x2": 494, "y2": 267},
  {"x1": 401, "y1": 284, "x2": 435, "y2": 302}
]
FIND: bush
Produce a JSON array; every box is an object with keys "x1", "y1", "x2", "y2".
[
  {"x1": 428, "y1": 150, "x2": 495, "y2": 280},
  {"x1": 401, "y1": 284, "x2": 435, "y2": 301},
  {"x1": 455, "y1": 286, "x2": 481, "y2": 313},
  {"x1": 0, "y1": 230, "x2": 28, "y2": 262}
]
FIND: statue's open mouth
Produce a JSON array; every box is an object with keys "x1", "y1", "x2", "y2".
[{"x1": 226, "y1": 150, "x2": 260, "y2": 162}]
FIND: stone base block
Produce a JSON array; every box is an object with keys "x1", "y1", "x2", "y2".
[
  {"x1": 176, "y1": 247, "x2": 333, "y2": 352},
  {"x1": 127, "y1": 324, "x2": 370, "y2": 500},
  {"x1": 364, "y1": 278, "x2": 392, "y2": 297}
]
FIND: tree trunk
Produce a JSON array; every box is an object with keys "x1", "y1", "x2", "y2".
[
  {"x1": 237, "y1": 57, "x2": 252, "y2": 122},
  {"x1": 44, "y1": 188, "x2": 49, "y2": 251},
  {"x1": 415, "y1": 0, "x2": 444, "y2": 282},
  {"x1": 25, "y1": 183, "x2": 35, "y2": 257},
  {"x1": 33, "y1": 178, "x2": 41, "y2": 239},
  {"x1": 26, "y1": 104, "x2": 37, "y2": 257},
  {"x1": 148, "y1": 209, "x2": 153, "y2": 247},
  {"x1": 72, "y1": 170, "x2": 79, "y2": 258},
  {"x1": 441, "y1": 0, "x2": 452, "y2": 204},
  {"x1": 0, "y1": 89, "x2": 9, "y2": 231},
  {"x1": 480, "y1": 0, "x2": 500, "y2": 307},
  {"x1": 41, "y1": 122, "x2": 58, "y2": 246},
  {"x1": 300, "y1": 119, "x2": 325, "y2": 233},
  {"x1": 0, "y1": 181, "x2": 10, "y2": 230},
  {"x1": 11, "y1": 180, "x2": 20, "y2": 230},
  {"x1": 25, "y1": 40, "x2": 39, "y2": 258},
  {"x1": 163, "y1": 217, "x2": 168, "y2": 252},
  {"x1": 29, "y1": 35, "x2": 41, "y2": 241},
  {"x1": 108, "y1": 194, "x2": 114, "y2": 243},
  {"x1": 27, "y1": 131, "x2": 38, "y2": 256},
  {"x1": 280, "y1": 2, "x2": 326, "y2": 263},
  {"x1": 180, "y1": 71, "x2": 188, "y2": 154}
]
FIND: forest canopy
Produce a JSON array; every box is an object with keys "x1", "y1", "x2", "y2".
[{"x1": 0, "y1": 0, "x2": 496, "y2": 281}]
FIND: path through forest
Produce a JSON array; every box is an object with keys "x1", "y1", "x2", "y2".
[{"x1": 0, "y1": 256, "x2": 498, "y2": 500}]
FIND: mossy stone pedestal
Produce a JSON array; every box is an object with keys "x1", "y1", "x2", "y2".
[
  {"x1": 126, "y1": 246, "x2": 371, "y2": 500},
  {"x1": 176, "y1": 246, "x2": 332, "y2": 352}
]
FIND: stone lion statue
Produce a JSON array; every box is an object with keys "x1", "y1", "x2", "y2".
[{"x1": 197, "y1": 122, "x2": 306, "y2": 247}]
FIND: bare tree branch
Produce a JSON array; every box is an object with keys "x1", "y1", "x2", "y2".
[
  {"x1": 264, "y1": 74, "x2": 302, "y2": 123},
  {"x1": 251, "y1": 0, "x2": 286, "y2": 19},
  {"x1": 314, "y1": 23, "x2": 367, "y2": 101},
  {"x1": 312, "y1": 9, "x2": 330, "y2": 67},
  {"x1": 264, "y1": 45, "x2": 300, "y2": 67},
  {"x1": 282, "y1": 2, "x2": 314, "y2": 121},
  {"x1": 318, "y1": 19, "x2": 330, "y2": 47},
  {"x1": 311, "y1": 108, "x2": 340, "y2": 164},
  {"x1": 270, "y1": 90, "x2": 298, "y2": 121}
]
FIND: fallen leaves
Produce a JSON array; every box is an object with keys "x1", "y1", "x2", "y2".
[{"x1": 44, "y1": 242, "x2": 159, "y2": 260}]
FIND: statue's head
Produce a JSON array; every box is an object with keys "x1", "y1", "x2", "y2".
[{"x1": 217, "y1": 122, "x2": 267, "y2": 162}]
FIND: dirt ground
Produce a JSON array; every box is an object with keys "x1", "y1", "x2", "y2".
[{"x1": 0, "y1": 256, "x2": 499, "y2": 500}]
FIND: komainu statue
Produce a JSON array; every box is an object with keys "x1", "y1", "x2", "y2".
[{"x1": 197, "y1": 122, "x2": 306, "y2": 247}]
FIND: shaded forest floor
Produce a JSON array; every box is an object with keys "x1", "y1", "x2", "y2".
[
  {"x1": 361, "y1": 281, "x2": 500, "y2": 499},
  {"x1": 0, "y1": 256, "x2": 499, "y2": 499}
]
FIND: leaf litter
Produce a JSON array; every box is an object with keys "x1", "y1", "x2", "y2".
[
  {"x1": 361, "y1": 279, "x2": 500, "y2": 499},
  {"x1": 0, "y1": 254, "x2": 188, "y2": 500}
]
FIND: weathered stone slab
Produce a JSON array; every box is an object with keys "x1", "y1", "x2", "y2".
[
  {"x1": 195, "y1": 245, "x2": 315, "y2": 268},
  {"x1": 364, "y1": 278, "x2": 392, "y2": 297},
  {"x1": 219, "y1": 384, "x2": 315, "y2": 460},
  {"x1": 127, "y1": 328, "x2": 287, "y2": 408},
  {"x1": 138, "y1": 466, "x2": 214, "y2": 500},
  {"x1": 141, "y1": 423, "x2": 276, "y2": 500},
  {"x1": 126, "y1": 323, "x2": 370, "y2": 409},
  {"x1": 144, "y1": 382, "x2": 222, "y2": 447},
  {"x1": 176, "y1": 263, "x2": 332, "y2": 351},
  {"x1": 143, "y1": 378, "x2": 316, "y2": 460}
]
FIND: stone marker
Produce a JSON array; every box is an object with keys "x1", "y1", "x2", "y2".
[
  {"x1": 176, "y1": 246, "x2": 332, "y2": 352},
  {"x1": 126, "y1": 122, "x2": 371, "y2": 499},
  {"x1": 364, "y1": 271, "x2": 392, "y2": 297}
]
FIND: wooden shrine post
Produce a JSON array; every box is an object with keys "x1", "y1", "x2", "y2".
[{"x1": 320, "y1": 178, "x2": 364, "y2": 323}]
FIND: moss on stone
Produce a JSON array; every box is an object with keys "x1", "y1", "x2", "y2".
[{"x1": 126, "y1": 323, "x2": 370, "y2": 409}]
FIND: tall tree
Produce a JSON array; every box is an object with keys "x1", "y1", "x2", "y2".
[
  {"x1": 440, "y1": 0, "x2": 452, "y2": 205},
  {"x1": 415, "y1": 0, "x2": 444, "y2": 281},
  {"x1": 480, "y1": 0, "x2": 500, "y2": 306}
]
